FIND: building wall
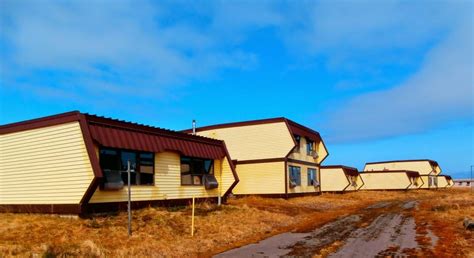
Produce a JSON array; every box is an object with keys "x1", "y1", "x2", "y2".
[
  {"x1": 405, "y1": 176, "x2": 424, "y2": 189},
  {"x1": 219, "y1": 155, "x2": 236, "y2": 194},
  {"x1": 0, "y1": 122, "x2": 94, "y2": 204},
  {"x1": 345, "y1": 174, "x2": 363, "y2": 191},
  {"x1": 320, "y1": 168, "x2": 350, "y2": 192},
  {"x1": 364, "y1": 161, "x2": 439, "y2": 176},
  {"x1": 437, "y1": 176, "x2": 449, "y2": 188},
  {"x1": 287, "y1": 162, "x2": 320, "y2": 194},
  {"x1": 196, "y1": 122, "x2": 294, "y2": 161},
  {"x1": 90, "y1": 151, "x2": 235, "y2": 203},
  {"x1": 446, "y1": 178, "x2": 454, "y2": 187},
  {"x1": 232, "y1": 162, "x2": 285, "y2": 195},
  {"x1": 359, "y1": 173, "x2": 411, "y2": 190},
  {"x1": 288, "y1": 136, "x2": 327, "y2": 164},
  {"x1": 419, "y1": 175, "x2": 438, "y2": 189}
]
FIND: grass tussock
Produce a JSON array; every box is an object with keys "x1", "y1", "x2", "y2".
[
  {"x1": 412, "y1": 189, "x2": 474, "y2": 257},
  {"x1": 0, "y1": 189, "x2": 472, "y2": 257}
]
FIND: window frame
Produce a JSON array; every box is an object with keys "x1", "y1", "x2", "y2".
[
  {"x1": 294, "y1": 134, "x2": 301, "y2": 152},
  {"x1": 99, "y1": 147, "x2": 155, "y2": 186},
  {"x1": 306, "y1": 138, "x2": 315, "y2": 156},
  {"x1": 307, "y1": 168, "x2": 318, "y2": 186},
  {"x1": 289, "y1": 165, "x2": 301, "y2": 186},
  {"x1": 180, "y1": 156, "x2": 214, "y2": 186}
]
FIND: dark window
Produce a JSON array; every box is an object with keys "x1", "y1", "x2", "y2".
[
  {"x1": 307, "y1": 168, "x2": 318, "y2": 186},
  {"x1": 306, "y1": 139, "x2": 314, "y2": 155},
  {"x1": 289, "y1": 166, "x2": 301, "y2": 186},
  {"x1": 181, "y1": 156, "x2": 214, "y2": 185},
  {"x1": 349, "y1": 176, "x2": 357, "y2": 187},
  {"x1": 99, "y1": 149, "x2": 120, "y2": 171},
  {"x1": 428, "y1": 176, "x2": 438, "y2": 187},
  {"x1": 121, "y1": 151, "x2": 137, "y2": 185},
  {"x1": 294, "y1": 135, "x2": 301, "y2": 152},
  {"x1": 99, "y1": 148, "x2": 154, "y2": 186},
  {"x1": 139, "y1": 152, "x2": 154, "y2": 185}
]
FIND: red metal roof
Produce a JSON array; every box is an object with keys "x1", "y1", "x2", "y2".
[
  {"x1": 85, "y1": 114, "x2": 227, "y2": 160},
  {"x1": 0, "y1": 111, "x2": 228, "y2": 160},
  {"x1": 286, "y1": 120, "x2": 322, "y2": 143},
  {"x1": 321, "y1": 165, "x2": 360, "y2": 176}
]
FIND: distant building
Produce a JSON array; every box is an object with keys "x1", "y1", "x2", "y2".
[
  {"x1": 437, "y1": 175, "x2": 454, "y2": 188},
  {"x1": 453, "y1": 179, "x2": 473, "y2": 187},
  {"x1": 359, "y1": 170, "x2": 423, "y2": 191},
  {"x1": 363, "y1": 159, "x2": 448, "y2": 189}
]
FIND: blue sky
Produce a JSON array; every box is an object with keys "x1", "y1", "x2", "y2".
[{"x1": 0, "y1": 1, "x2": 473, "y2": 178}]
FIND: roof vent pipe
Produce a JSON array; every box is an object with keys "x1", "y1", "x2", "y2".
[{"x1": 192, "y1": 119, "x2": 196, "y2": 135}]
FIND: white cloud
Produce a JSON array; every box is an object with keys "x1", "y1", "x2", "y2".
[
  {"x1": 1, "y1": 0, "x2": 471, "y2": 139},
  {"x1": 0, "y1": 0, "x2": 258, "y2": 100},
  {"x1": 306, "y1": 1, "x2": 460, "y2": 50},
  {"x1": 322, "y1": 18, "x2": 473, "y2": 142}
]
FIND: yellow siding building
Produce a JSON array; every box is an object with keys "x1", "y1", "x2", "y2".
[
  {"x1": 0, "y1": 112, "x2": 238, "y2": 215},
  {"x1": 320, "y1": 166, "x2": 363, "y2": 192},
  {"x1": 364, "y1": 159, "x2": 442, "y2": 189},
  {"x1": 437, "y1": 175, "x2": 454, "y2": 188},
  {"x1": 445, "y1": 176, "x2": 454, "y2": 187},
  {"x1": 359, "y1": 171, "x2": 423, "y2": 190},
  {"x1": 184, "y1": 118, "x2": 329, "y2": 197}
]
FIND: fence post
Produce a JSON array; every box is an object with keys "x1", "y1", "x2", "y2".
[
  {"x1": 191, "y1": 197, "x2": 195, "y2": 236},
  {"x1": 128, "y1": 160, "x2": 132, "y2": 237}
]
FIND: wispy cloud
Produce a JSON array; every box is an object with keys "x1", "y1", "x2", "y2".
[
  {"x1": 0, "y1": 0, "x2": 258, "y2": 102},
  {"x1": 321, "y1": 17, "x2": 473, "y2": 142},
  {"x1": 1, "y1": 0, "x2": 471, "y2": 142}
]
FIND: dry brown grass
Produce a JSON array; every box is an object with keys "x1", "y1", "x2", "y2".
[
  {"x1": 412, "y1": 189, "x2": 474, "y2": 257},
  {"x1": 0, "y1": 189, "x2": 472, "y2": 257}
]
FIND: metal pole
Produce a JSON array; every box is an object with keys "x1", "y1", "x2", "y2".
[
  {"x1": 191, "y1": 197, "x2": 195, "y2": 236},
  {"x1": 128, "y1": 160, "x2": 132, "y2": 237}
]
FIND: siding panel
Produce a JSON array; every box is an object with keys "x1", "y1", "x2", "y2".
[
  {"x1": 320, "y1": 168, "x2": 350, "y2": 192},
  {"x1": 359, "y1": 173, "x2": 411, "y2": 190},
  {"x1": 0, "y1": 122, "x2": 94, "y2": 205},
  {"x1": 196, "y1": 122, "x2": 294, "y2": 161},
  {"x1": 232, "y1": 162, "x2": 285, "y2": 195}
]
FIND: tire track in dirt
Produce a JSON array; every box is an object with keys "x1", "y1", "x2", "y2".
[{"x1": 214, "y1": 200, "x2": 438, "y2": 258}]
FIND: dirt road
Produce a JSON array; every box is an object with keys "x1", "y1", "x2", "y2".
[{"x1": 215, "y1": 200, "x2": 438, "y2": 257}]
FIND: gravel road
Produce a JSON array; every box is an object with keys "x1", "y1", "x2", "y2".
[{"x1": 215, "y1": 200, "x2": 438, "y2": 258}]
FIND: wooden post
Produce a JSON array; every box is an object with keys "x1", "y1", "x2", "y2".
[{"x1": 191, "y1": 197, "x2": 195, "y2": 236}]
